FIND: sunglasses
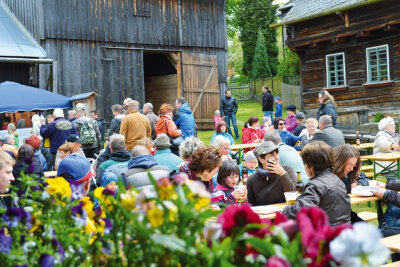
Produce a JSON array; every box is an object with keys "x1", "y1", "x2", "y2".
[{"x1": 279, "y1": 123, "x2": 286, "y2": 125}]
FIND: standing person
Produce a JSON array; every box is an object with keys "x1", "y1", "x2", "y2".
[
  {"x1": 91, "y1": 110, "x2": 105, "y2": 149},
  {"x1": 68, "y1": 110, "x2": 76, "y2": 122},
  {"x1": 108, "y1": 104, "x2": 125, "y2": 136},
  {"x1": 40, "y1": 108, "x2": 79, "y2": 170},
  {"x1": 262, "y1": 86, "x2": 274, "y2": 121},
  {"x1": 120, "y1": 99, "x2": 151, "y2": 151},
  {"x1": 0, "y1": 151, "x2": 14, "y2": 210},
  {"x1": 73, "y1": 108, "x2": 102, "y2": 159},
  {"x1": 317, "y1": 90, "x2": 338, "y2": 128},
  {"x1": 274, "y1": 97, "x2": 283, "y2": 118},
  {"x1": 174, "y1": 97, "x2": 196, "y2": 138},
  {"x1": 220, "y1": 90, "x2": 239, "y2": 140},
  {"x1": 143, "y1": 103, "x2": 159, "y2": 140},
  {"x1": 155, "y1": 103, "x2": 182, "y2": 155},
  {"x1": 284, "y1": 104, "x2": 298, "y2": 133},
  {"x1": 31, "y1": 115, "x2": 41, "y2": 136}
]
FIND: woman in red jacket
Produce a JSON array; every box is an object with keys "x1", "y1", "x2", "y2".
[{"x1": 241, "y1": 116, "x2": 264, "y2": 152}]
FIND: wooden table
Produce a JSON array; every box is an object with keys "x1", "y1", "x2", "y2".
[
  {"x1": 352, "y1": 142, "x2": 374, "y2": 150},
  {"x1": 361, "y1": 152, "x2": 400, "y2": 180},
  {"x1": 230, "y1": 143, "x2": 260, "y2": 164},
  {"x1": 44, "y1": 171, "x2": 57, "y2": 178},
  {"x1": 381, "y1": 234, "x2": 400, "y2": 252}
]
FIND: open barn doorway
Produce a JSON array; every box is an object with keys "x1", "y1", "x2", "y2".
[{"x1": 143, "y1": 52, "x2": 180, "y2": 114}]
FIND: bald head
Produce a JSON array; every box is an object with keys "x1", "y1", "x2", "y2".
[{"x1": 131, "y1": 145, "x2": 151, "y2": 158}]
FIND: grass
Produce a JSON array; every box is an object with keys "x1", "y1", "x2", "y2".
[{"x1": 197, "y1": 102, "x2": 288, "y2": 145}]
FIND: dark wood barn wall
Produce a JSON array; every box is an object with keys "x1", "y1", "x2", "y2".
[{"x1": 287, "y1": 0, "x2": 400, "y2": 114}]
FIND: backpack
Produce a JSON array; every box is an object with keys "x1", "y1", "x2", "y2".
[{"x1": 80, "y1": 121, "x2": 96, "y2": 145}]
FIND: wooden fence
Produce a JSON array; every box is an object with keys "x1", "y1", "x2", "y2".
[{"x1": 228, "y1": 83, "x2": 252, "y2": 103}]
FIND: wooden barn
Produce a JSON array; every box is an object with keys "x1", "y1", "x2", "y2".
[
  {"x1": 2, "y1": 0, "x2": 228, "y2": 129},
  {"x1": 272, "y1": 0, "x2": 400, "y2": 130}
]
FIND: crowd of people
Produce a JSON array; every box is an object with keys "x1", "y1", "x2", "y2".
[{"x1": 2, "y1": 89, "x2": 400, "y2": 261}]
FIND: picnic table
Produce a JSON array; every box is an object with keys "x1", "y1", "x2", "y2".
[
  {"x1": 361, "y1": 152, "x2": 400, "y2": 180},
  {"x1": 44, "y1": 171, "x2": 57, "y2": 178},
  {"x1": 230, "y1": 143, "x2": 260, "y2": 164},
  {"x1": 352, "y1": 142, "x2": 374, "y2": 150},
  {"x1": 380, "y1": 234, "x2": 400, "y2": 252}
]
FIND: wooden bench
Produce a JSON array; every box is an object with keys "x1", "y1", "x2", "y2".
[
  {"x1": 357, "y1": 211, "x2": 378, "y2": 222},
  {"x1": 381, "y1": 234, "x2": 400, "y2": 252},
  {"x1": 44, "y1": 171, "x2": 57, "y2": 178},
  {"x1": 361, "y1": 165, "x2": 373, "y2": 172},
  {"x1": 379, "y1": 261, "x2": 400, "y2": 267},
  {"x1": 363, "y1": 171, "x2": 375, "y2": 178}
]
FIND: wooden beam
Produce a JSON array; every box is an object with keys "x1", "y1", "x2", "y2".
[
  {"x1": 192, "y1": 65, "x2": 216, "y2": 114},
  {"x1": 176, "y1": 52, "x2": 181, "y2": 98},
  {"x1": 291, "y1": 47, "x2": 305, "y2": 52},
  {"x1": 356, "y1": 31, "x2": 372, "y2": 38},
  {"x1": 384, "y1": 24, "x2": 399, "y2": 31},
  {"x1": 333, "y1": 36, "x2": 349, "y2": 43},
  {"x1": 309, "y1": 42, "x2": 326, "y2": 48}
]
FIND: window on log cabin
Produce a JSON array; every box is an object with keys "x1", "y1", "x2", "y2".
[
  {"x1": 326, "y1": 52, "x2": 346, "y2": 88},
  {"x1": 366, "y1": 44, "x2": 390, "y2": 84}
]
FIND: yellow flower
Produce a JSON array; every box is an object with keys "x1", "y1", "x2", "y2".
[
  {"x1": 194, "y1": 197, "x2": 210, "y2": 211},
  {"x1": 80, "y1": 197, "x2": 95, "y2": 219},
  {"x1": 157, "y1": 185, "x2": 177, "y2": 201},
  {"x1": 94, "y1": 187, "x2": 114, "y2": 211},
  {"x1": 28, "y1": 212, "x2": 42, "y2": 234},
  {"x1": 46, "y1": 177, "x2": 72, "y2": 199},
  {"x1": 85, "y1": 217, "x2": 96, "y2": 234},
  {"x1": 168, "y1": 204, "x2": 178, "y2": 222},
  {"x1": 120, "y1": 190, "x2": 138, "y2": 210},
  {"x1": 147, "y1": 206, "x2": 164, "y2": 227}
]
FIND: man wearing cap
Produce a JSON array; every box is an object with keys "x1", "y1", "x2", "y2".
[
  {"x1": 57, "y1": 154, "x2": 96, "y2": 196},
  {"x1": 292, "y1": 112, "x2": 306, "y2": 136},
  {"x1": 284, "y1": 104, "x2": 298, "y2": 133},
  {"x1": 40, "y1": 108, "x2": 79, "y2": 170},
  {"x1": 153, "y1": 134, "x2": 183, "y2": 172},
  {"x1": 262, "y1": 86, "x2": 274, "y2": 121},
  {"x1": 120, "y1": 99, "x2": 151, "y2": 151},
  {"x1": 0, "y1": 150, "x2": 15, "y2": 210},
  {"x1": 54, "y1": 134, "x2": 86, "y2": 170},
  {"x1": 97, "y1": 134, "x2": 130, "y2": 187},
  {"x1": 246, "y1": 141, "x2": 297, "y2": 206}
]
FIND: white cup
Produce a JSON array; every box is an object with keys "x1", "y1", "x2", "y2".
[{"x1": 284, "y1": 191, "x2": 297, "y2": 206}]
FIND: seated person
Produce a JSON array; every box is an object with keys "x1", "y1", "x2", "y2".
[
  {"x1": 246, "y1": 141, "x2": 296, "y2": 206},
  {"x1": 300, "y1": 118, "x2": 319, "y2": 144},
  {"x1": 212, "y1": 160, "x2": 248, "y2": 208},
  {"x1": 12, "y1": 144, "x2": 44, "y2": 189},
  {"x1": 153, "y1": 133, "x2": 183, "y2": 172},
  {"x1": 55, "y1": 143, "x2": 75, "y2": 171},
  {"x1": 242, "y1": 116, "x2": 264, "y2": 152},
  {"x1": 303, "y1": 115, "x2": 344, "y2": 148},
  {"x1": 101, "y1": 172, "x2": 119, "y2": 193},
  {"x1": 55, "y1": 134, "x2": 86, "y2": 170},
  {"x1": 1, "y1": 135, "x2": 18, "y2": 159},
  {"x1": 25, "y1": 135, "x2": 47, "y2": 171},
  {"x1": 263, "y1": 130, "x2": 309, "y2": 185},
  {"x1": 273, "y1": 117, "x2": 301, "y2": 149},
  {"x1": 211, "y1": 121, "x2": 234, "y2": 146},
  {"x1": 284, "y1": 105, "x2": 298, "y2": 133},
  {"x1": 239, "y1": 151, "x2": 258, "y2": 178},
  {"x1": 260, "y1": 116, "x2": 273, "y2": 134},
  {"x1": 212, "y1": 135, "x2": 232, "y2": 161},
  {"x1": 283, "y1": 141, "x2": 351, "y2": 226},
  {"x1": 292, "y1": 112, "x2": 306, "y2": 136}
]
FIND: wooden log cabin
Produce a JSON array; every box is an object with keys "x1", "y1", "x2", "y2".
[
  {"x1": 2, "y1": 0, "x2": 228, "y2": 129},
  {"x1": 272, "y1": 0, "x2": 400, "y2": 130}
]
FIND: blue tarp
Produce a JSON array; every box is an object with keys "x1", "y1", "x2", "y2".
[{"x1": 0, "y1": 81, "x2": 72, "y2": 113}]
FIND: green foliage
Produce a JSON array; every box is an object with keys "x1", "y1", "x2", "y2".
[
  {"x1": 228, "y1": 34, "x2": 245, "y2": 74},
  {"x1": 277, "y1": 47, "x2": 300, "y2": 76},
  {"x1": 237, "y1": 0, "x2": 279, "y2": 76},
  {"x1": 251, "y1": 30, "x2": 272, "y2": 80},
  {"x1": 373, "y1": 112, "x2": 384, "y2": 122},
  {"x1": 226, "y1": 0, "x2": 240, "y2": 39}
]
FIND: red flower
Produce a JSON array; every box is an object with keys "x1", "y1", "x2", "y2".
[
  {"x1": 265, "y1": 255, "x2": 291, "y2": 267},
  {"x1": 218, "y1": 205, "x2": 260, "y2": 236}
]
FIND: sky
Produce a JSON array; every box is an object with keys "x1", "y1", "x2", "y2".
[{"x1": 273, "y1": 0, "x2": 289, "y2": 5}]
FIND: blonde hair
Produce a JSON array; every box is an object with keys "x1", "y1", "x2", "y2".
[
  {"x1": 58, "y1": 142, "x2": 75, "y2": 154},
  {"x1": 158, "y1": 103, "x2": 173, "y2": 116},
  {"x1": 8, "y1": 123, "x2": 18, "y2": 136},
  {"x1": 137, "y1": 137, "x2": 154, "y2": 152},
  {"x1": 0, "y1": 150, "x2": 13, "y2": 169},
  {"x1": 211, "y1": 135, "x2": 231, "y2": 149},
  {"x1": 319, "y1": 90, "x2": 336, "y2": 106},
  {"x1": 305, "y1": 118, "x2": 318, "y2": 127}
]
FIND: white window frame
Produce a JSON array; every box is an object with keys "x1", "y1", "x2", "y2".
[
  {"x1": 366, "y1": 44, "x2": 390, "y2": 84},
  {"x1": 325, "y1": 52, "x2": 347, "y2": 88}
]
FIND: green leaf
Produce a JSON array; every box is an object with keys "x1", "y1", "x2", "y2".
[
  {"x1": 150, "y1": 234, "x2": 186, "y2": 252},
  {"x1": 246, "y1": 237, "x2": 275, "y2": 256}
]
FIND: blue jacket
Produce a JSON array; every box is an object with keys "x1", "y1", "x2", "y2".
[
  {"x1": 40, "y1": 118, "x2": 79, "y2": 153},
  {"x1": 275, "y1": 102, "x2": 282, "y2": 118},
  {"x1": 34, "y1": 150, "x2": 47, "y2": 171},
  {"x1": 127, "y1": 155, "x2": 158, "y2": 170},
  {"x1": 174, "y1": 102, "x2": 196, "y2": 138},
  {"x1": 153, "y1": 149, "x2": 184, "y2": 172},
  {"x1": 211, "y1": 132, "x2": 235, "y2": 145},
  {"x1": 278, "y1": 130, "x2": 301, "y2": 149}
]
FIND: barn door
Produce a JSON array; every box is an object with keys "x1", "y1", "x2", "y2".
[{"x1": 182, "y1": 52, "x2": 219, "y2": 130}]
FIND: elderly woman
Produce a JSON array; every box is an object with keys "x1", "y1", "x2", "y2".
[
  {"x1": 300, "y1": 118, "x2": 319, "y2": 145},
  {"x1": 211, "y1": 135, "x2": 232, "y2": 161},
  {"x1": 179, "y1": 137, "x2": 204, "y2": 162},
  {"x1": 246, "y1": 141, "x2": 296, "y2": 206},
  {"x1": 374, "y1": 117, "x2": 400, "y2": 179},
  {"x1": 1, "y1": 135, "x2": 18, "y2": 158},
  {"x1": 283, "y1": 141, "x2": 351, "y2": 226},
  {"x1": 211, "y1": 121, "x2": 234, "y2": 145}
]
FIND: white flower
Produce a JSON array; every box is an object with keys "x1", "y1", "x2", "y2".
[
  {"x1": 330, "y1": 222, "x2": 390, "y2": 267},
  {"x1": 187, "y1": 180, "x2": 210, "y2": 198},
  {"x1": 203, "y1": 222, "x2": 222, "y2": 241}
]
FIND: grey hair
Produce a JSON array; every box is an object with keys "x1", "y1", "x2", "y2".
[
  {"x1": 131, "y1": 145, "x2": 151, "y2": 158},
  {"x1": 378, "y1": 117, "x2": 395, "y2": 131},
  {"x1": 179, "y1": 137, "x2": 204, "y2": 160},
  {"x1": 53, "y1": 108, "x2": 64, "y2": 118},
  {"x1": 319, "y1": 115, "x2": 332, "y2": 126},
  {"x1": 211, "y1": 135, "x2": 230, "y2": 149},
  {"x1": 68, "y1": 110, "x2": 76, "y2": 116},
  {"x1": 109, "y1": 134, "x2": 126, "y2": 152},
  {"x1": 75, "y1": 108, "x2": 86, "y2": 115},
  {"x1": 263, "y1": 130, "x2": 282, "y2": 145},
  {"x1": 128, "y1": 100, "x2": 140, "y2": 110},
  {"x1": 176, "y1": 97, "x2": 186, "y2": 104},
  {"x1": 143, "y1": 103, "x2": 153, "y2": 111}
]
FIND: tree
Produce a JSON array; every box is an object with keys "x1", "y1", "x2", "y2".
[
  {"x1": 251, "y1": 30, "x2": 272, "y2": 80},
  {"x1": 226, "y1": 0, "x2": 240, "y2": 39},
  {"x1": 237, "y1": 0, "x2": 278, "y2": 77},
  {"x1": 277, "y1": 47, "x2": 300, "y2": 76}
]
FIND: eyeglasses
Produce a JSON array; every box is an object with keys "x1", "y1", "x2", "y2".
[{"x1": 279, "y1": 123, "x2": 286, "y2": 125}]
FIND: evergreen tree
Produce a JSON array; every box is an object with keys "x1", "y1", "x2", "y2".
[
  {"x1": 251, "y1": 30, "x2": 271, "y2": 80},
  {"x1": 237, "y1": 0, "x2": 278, "y2": 76},
  {"x1": 277, "y1": 47, "x2": 300, "y2": 76}
]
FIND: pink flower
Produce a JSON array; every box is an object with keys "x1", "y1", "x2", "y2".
[
  {"x1": 265, "y1": 256, "x2": 291, "y2": 267},
  {"x1": 156, "y1": 177, "x2": 171, "y2": 187},
  {"x1": 172, "y1": 173, "x2": 189, "y2": 185},
  {"x1": 217, "y1": 205, "x2": 260, "y2": 236}
]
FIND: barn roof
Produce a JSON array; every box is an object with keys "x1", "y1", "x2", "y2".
[
  {"x1": 271, "y1": 0, "x2": 384, "y2": 27},
  {"x1": 0, "y1": 1, "x2": 46, "y2": 57}
]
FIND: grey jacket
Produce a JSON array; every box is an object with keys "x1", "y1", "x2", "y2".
[
  {"x1": 73, "y1": 116, "x2": 102, "y2": 150},
  {"x1": 123, "y1": 165, "x2": 169, "y2": 190},
  {"x1": 305, "y1": 125, "x2": 345, "y2": 148},
  {"x1": 145, "y1": 111, "x2": 160, "y2": 140},
  {"x1": 283, "y1": 169, "x2": 351, "y2": 226}
]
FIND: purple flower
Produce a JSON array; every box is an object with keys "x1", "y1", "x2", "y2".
[
  {"x1": 71, "y1": 202, "x2": 87, "y2": 226},
  {"x1": 266, "y1": 255, "x2": 291, "y2": 267},
  {"x1": 69, "y1": 181, "x2": 84, "y2": 201},
  {"x1": 102, "y1": 218, "x2": 113, "y2": 234},
  {"x1": 51, "y1": 237, "x2": 65, "y2": 259},
  {"x1": 102, "y1": 188, "x2": 116, "y2": 196},
  {"x1": 95, "y1": 206, "x2": 103, "y2": 217},
  {"x1": 0, "y1": 228, "x2": 12, "y2": 254},
  {"x1": 31, "y1": 185, "x2": 43, "y2": 192},
  {"x1": 173, "y1": 173, "x2": 189, "y2": 185},
  {"x1": 3, "y1": 207, "x2": 30, "y2": 228},
  {"x1": 39, "y1": 254, "x2": 55, "y2": 267}
]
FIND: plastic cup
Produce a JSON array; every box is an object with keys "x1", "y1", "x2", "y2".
[{"x1": 284, "y1": 191, "x2": 297, "y2": 206}]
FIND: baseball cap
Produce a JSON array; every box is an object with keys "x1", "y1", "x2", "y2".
[
  {"x1": 295, "y1": 112, "x2": 305, "y2": 120},
  {"x1": 253, "y1": 141, "x2": 279, "y2": 158},
  {"x1": 286, "y1": 104, "x2": 297, "y2": 112},
  {"x1": 66, "y1": 134, "x2": 83, "y2": 143},
  {"x1": 57, "y1": 154, "x2": 96, "y2": 183}
]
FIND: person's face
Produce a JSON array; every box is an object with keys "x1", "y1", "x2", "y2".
[
  {"x1": 307, "y1": 123, "x2": 317, "y2": 135},
  {"x1": 175, "y1": 100, "x2": 182, "y2": 110},
  {"x1": 60, "y1": 150, "x2": 71, "y2": 159},
  {"x1": 262, "y1": 87, "x2": 267, "y2": 93},
  {"x1": 305, "y1": 164, "x2": 314, "y2": 178},
  {"x1": 259, "y1": 151, "x2": 280, "y2": 168},
  {"x1": 220, "y1": 125, "x2": 227, "y2": 133},
  {"x1": 345, "y1": 157, "x2": 358, "y2": 175},
  {"x1": 0, "y1": 163, "x2": 14, "y2": 194},
  {"x1": 225, "y1": 173, "x2": 239, "y2": 188},
  {"x1": 90, "y1": 112, "x2": 98, "y2": 120},
  {"x1": 252, "y1": 121, "x2": 260, "y2": 128},
  {"x1": 68, "y1": 114, "x2": 75, "y2": 119},
  {"x1": 318, "y1": 94, "x2": 324, "y2": 104},
  {"x1": 225, "y1": 91, "x2": 231, "y2": 98},
  {"x1": 47, "y1": 116, "x2": 54, "y2": 123},
  {"x1": 319, "y1": 122, "x2": 325, "y2": 130},
  {"x1": 277, "y1": 120, "x2": 285, "y2": 131},
  {"x1": 73, "y1": 142, "x2": 81, "y2": 151},
  {"x1": 274, "y1": 99, "x2": 278, "y2": 103},
  {"x1": 218, "y1": 145, "x2": 230, "y2": 156},
  {"x1": 386, "y1": 121, "x2": 396, "y2": 133},
  {"x1": 245, "y1": 161, "x2": 258, "y2": 170},
  {"x1": 105, "y1": 181, "x2": 118, "y2": 192},
  {"x1": 287, "y1": 110, "x2": 295, "y2": 116},
  {"x1": 201, "y1": 165, "x2": 219, "y2": 181},
  {"x1": 8, "y1": 137, "x2": 15, "y2": 145}
]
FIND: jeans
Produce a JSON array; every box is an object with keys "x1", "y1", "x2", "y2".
[
  {"x1": 384, "y1": 205, "x2": 400, "y2": 228},
  {"x1": 225, "y1": 113, "x2": 239, "y2": 139},
  {"x1": 263, "y1": 111, "x2": 273, "y2": 122}
]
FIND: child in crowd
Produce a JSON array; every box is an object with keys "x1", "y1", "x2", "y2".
[
  {"x1": 214, "y1": 110, "x2": 225, "y2": 129},
  {"x1": 101, "y1": 172, "x2": 119, "y2": 193},
  {"x1": 212, "y1": 160, "x2": 248, "y2": 208},
  {"x1": 239, "y1": 151, "x2": 258, "y2": 178},
  {"x1": 274, "y1": 96, "x2": 283, "y2": 118},
  {"x1": 260, "y1": 116, "x2": 273, "y2": 134}
]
